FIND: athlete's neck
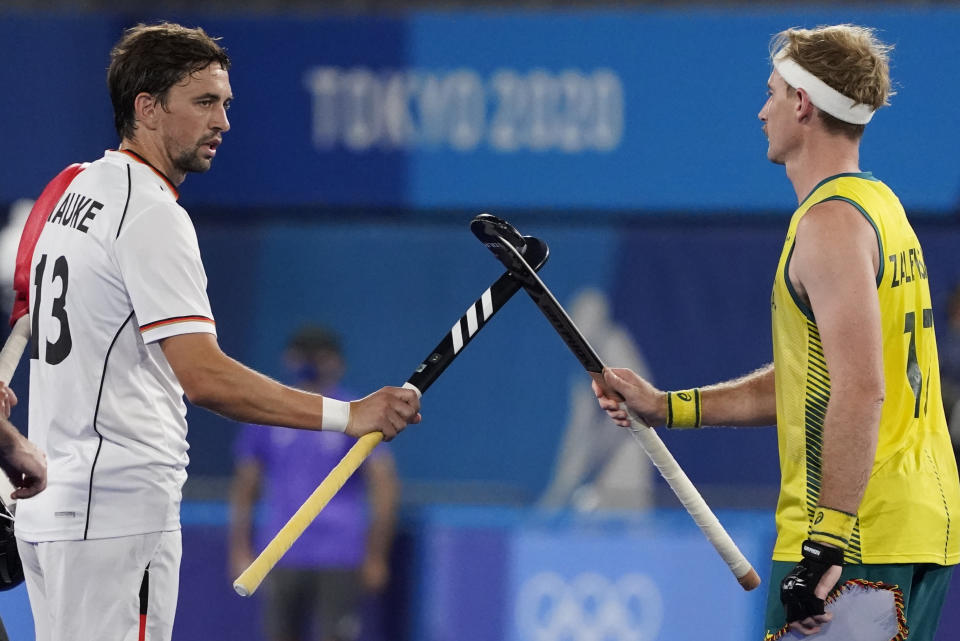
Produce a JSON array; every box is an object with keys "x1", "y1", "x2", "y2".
[
  {"x1": 784, "y1": 133, "x2": 861, "y2": 204},
  {"x1": 119, "y1": 139, "x2": 185, "y2": 187}
]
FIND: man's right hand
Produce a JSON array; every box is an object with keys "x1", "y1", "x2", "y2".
[
  {"x1": 0, "y1": 418, "x2": 47, "y2": 499},
  {"x1": 347, "y1": 387, "x2": 421, "y2": 441},
  {"x1": 592, "y1": 367, "x2": 667, "y2": 428}
]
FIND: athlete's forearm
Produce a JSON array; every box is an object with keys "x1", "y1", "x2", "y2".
[
  {"x1": 161, "y1": 333, "x2": 329, "y2": 430},
  {"x1": 192, "y1": 355, "x2": 327, "y2": 429},
  {"x1": 817, "y1": 379, "x2": 883, "y2": 515},
  {"x1": 699, "y1": 363, "x2": 777, "y2": 427},
  {"x1": 0, "y1": 418, "x2": 20, "y2": 451}
]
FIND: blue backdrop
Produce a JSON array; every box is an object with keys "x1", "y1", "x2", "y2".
[{"x1": 2, "y1": 9, "x2": 959, "y2": 213}]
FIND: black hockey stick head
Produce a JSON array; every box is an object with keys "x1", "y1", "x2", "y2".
[
  {"x1": 471, "y1": 213, "x2": 526, "y2": 253},
  {"x1": 470, "y1": 213, "x2": 545, "y2": 284},
  {"x1": 471, "y1": 213, "x2": 605, "y2": 374}
]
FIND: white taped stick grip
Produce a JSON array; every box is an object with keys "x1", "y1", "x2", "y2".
[
  {"x1": 621, "y1": 402, "x2": 760, "y2": 589},
  {"x1": 0, "y1": 315, "x2": 31, "y2": 384}
]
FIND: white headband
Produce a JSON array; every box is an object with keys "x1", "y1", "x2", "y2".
[{"x1": 773, "y1": 52, "x2": 875, "y2": 125}]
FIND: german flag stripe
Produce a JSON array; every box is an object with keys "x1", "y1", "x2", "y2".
[
  {"x1": 140, "y1": 316, "x2": 215, "y2": 332},
  {"x1": 118, "y1": 149, "x2": 180, "y2": 200}
]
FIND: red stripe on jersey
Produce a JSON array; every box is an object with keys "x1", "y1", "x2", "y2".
[
  {"x1": 139, "y1": 316, "x2": 215, "y2": 333},
  {"x1": 10, "y1": 164, "x2": 87, "y2": 327},
  {"x1": 118, "y1": 149, "x2": 180, "y2": 200}
]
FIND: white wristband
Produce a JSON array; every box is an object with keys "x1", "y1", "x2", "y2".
[{"x1": 322, "y1": 397, "x2": 350, "y2": 433}]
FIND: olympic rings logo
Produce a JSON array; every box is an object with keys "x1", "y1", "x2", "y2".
[{"x1": 515, "y1": 571, "x2": 664, "y2": 641}]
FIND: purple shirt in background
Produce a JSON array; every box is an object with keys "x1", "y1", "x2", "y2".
[{"x1": 233, "y1": 387, "x2": 389, "y2": 568}]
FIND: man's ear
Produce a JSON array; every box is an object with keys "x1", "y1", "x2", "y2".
[
  {"x1": 133, "y1": 92, "x2": 161, "y2": 131},
  {"x1": 794, "y1": 87, "x2": 816, "y2": 123}
]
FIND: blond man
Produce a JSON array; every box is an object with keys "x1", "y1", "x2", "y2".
[{"x1": 595, "y1": 24, "x2": 959, "y2": 639}]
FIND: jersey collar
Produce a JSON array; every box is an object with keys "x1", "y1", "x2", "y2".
[
  {"x1": 117, "y1": 149, "x2": 180, "y2": 201},
  {"x1": 798, "y1": 172, "x2": 877, "y2": 209}
]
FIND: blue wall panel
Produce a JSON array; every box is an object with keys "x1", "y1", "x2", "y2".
[{"x1": 3, "y1": 9, "x2": 960, "y2": 213}]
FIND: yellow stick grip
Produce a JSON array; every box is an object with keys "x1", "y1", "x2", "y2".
[{"x1": 233, "y1": 431, "x2": 383, "y2": 596}]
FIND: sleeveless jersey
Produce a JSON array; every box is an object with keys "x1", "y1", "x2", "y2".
[
  {"x1": 15, "y1": 150, "x2": 217, "y2": 542},
  {"x1": 771, "y1": 172, "x2": 960, "y2": 565}
]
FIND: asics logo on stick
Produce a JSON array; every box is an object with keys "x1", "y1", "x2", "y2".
[{"x1": 515, "y1": 571, "x2": 664, "y2": 641}]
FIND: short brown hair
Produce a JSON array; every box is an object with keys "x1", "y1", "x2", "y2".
[
  {"x1": 771, "y1": 24, "x2": 894, "y2": 140},
  {"x1": 108, "y1": 22, "x2": 231, "y2": 140},
  {"x1": 288, "y1": 326, "x2": 343, "y2": 358}
]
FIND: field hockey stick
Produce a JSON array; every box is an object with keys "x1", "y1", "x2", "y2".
[
  {"x1": 0, "y1": 316, "x2": 31, "y2": 385},
  {"x1": 471, "y1": 213, "x2": 761, "y2": 591},
  {"x1": 233, "y1": 233, "x2": 550, "y2": 597}
]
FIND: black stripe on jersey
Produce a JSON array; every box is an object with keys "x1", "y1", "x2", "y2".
[
  {"x1": 803, "y1": 321, "x2": 827, "y2": 523},
  {"x1": 83, "y1": 311, "x2": 135, "y2": 539},
  {"x1": 139, "y1": 564, "x2": 150, "y2": 616},
  {"x1": 783, "y1": 242, "x2": 815, "y2": 323},
  {"x1": 927, "y1": 450, "x2": 953, "y2": 564},
  {"x1": 802, "y1": 319, "x2": 863, "y2": 563},
  {"x1": 116, "y1": 164, "x2": 132, "y2": 238},
  {"x1": 139, "y1": 315, "x2": 215, "y2": 332}
]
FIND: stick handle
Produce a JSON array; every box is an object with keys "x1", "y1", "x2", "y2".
[
  {"x1": 0, "y1": 315, "x2": 31, "y2": 384},
  {"x1": 622, "y1": 403, "x2": 761, "y2": 591},
  {"x1": 233, "y1": 431, "x2": 384, "y2": 596}
]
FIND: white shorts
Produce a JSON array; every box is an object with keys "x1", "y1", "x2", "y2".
[{"x1": 16, "y1": 530, "x2": 181, "y2": 641}]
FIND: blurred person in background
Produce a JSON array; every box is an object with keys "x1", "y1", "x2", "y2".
[
  {"x1": 230, "y1": 326, "x2": 399, "y2": 641},
  {"x1": 538, "y1": 288, "x2": 654, "y2": 511},
  {"x1": 595, "y1": 24, "x2": 959, "y2": 640}
]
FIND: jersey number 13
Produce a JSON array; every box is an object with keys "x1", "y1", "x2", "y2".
[{"x1": 31, "y1": 253, "x2": 73, "y2": 365}]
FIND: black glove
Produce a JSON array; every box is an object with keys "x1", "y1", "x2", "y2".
[
  {"x1": 780, "y1": 539, "x2": 844, "y2": 623},
  {"x1": 0, "y1": 499, "x2": 24, "y2": 591}
]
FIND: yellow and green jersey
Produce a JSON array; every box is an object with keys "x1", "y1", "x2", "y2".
[{"x1": 771, "y1": 172, "x2": 960, "y2": 565}]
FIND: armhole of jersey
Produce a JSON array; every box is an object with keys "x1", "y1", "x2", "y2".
[
  {"x1": 817, "y1": 195, "x2": 885, "y2": 288},
  {"x1": 783, "y1": 195, "x2": 885, "y2": 323},
  {"x1": 782, "y1": 240, "x2": 815, "y2": 322}
]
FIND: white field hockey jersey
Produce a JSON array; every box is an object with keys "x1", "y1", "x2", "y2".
[{"x1": 15, "y1": 150, "x2": 216, "y2": 542}]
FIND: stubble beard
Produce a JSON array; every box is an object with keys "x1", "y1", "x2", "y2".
[{"x1": 173, "y1": 144, "x2": 213, "y2": 175}]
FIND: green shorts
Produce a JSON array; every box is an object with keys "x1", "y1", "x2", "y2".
[{"x1": 763, "y1": 561, "x2": 954, "y2": 641}]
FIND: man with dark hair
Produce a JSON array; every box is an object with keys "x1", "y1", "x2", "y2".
[
  {"x1": 230, "y1": 326, "x2": 399, "y2": 641},
  {"x1": 13, "y1": 23, "x2": 420, "y2": 641}
]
